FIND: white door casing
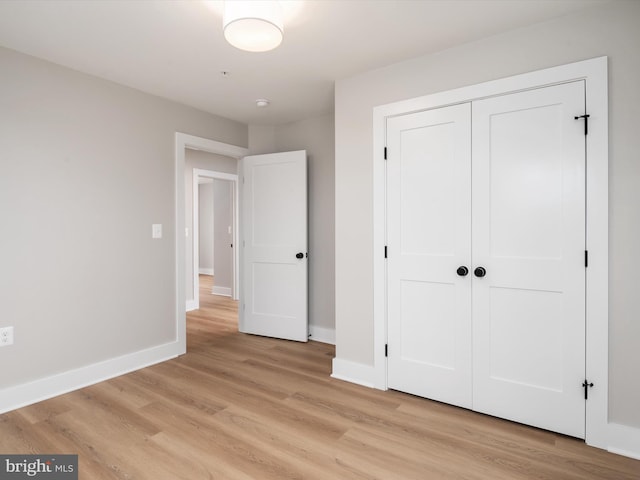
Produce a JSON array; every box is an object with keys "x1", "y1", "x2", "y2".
[
  {"x1": 471, "y1": 81, "x2": 586, "y2": 438},
  {"x1": 371, "y1": 57, "x2": 608, "y2": 449},
  {"x1": 241, "y1": 151, "x2": 308, "y2": 342},
  {"x1": 386, "y1": 103, "x2": 473, "y2": 408}
]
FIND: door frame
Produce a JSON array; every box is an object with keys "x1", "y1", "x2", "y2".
[
  {"x1": 372, "y1": 57, "x2": 608, "y2": 448},
  {"x1": 174, "y1": 133, "x2": 248, "y2": 354},
  {"x1": 192, "y1": 168, "x2": 239, "y2": 309}
]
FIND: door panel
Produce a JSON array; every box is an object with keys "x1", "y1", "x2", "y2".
[
  {"x1": 472, "y1": 81, "x2": 586, "y2": 438},
  {"x1": 387, "y1": 103, "x2": 472, "y2": 408},
  {"x1": 400, "y1": 280, "x2": 456, "y2": 369},
  {"x1": 487, "y1": 104, "x2": 564, "y2": 259},
  {"x1": 488, "y1": 287, "x2": 564, "y2": 391},
  {"x1": 242, "y1": 151, "x2": 308, "y2": 342}
]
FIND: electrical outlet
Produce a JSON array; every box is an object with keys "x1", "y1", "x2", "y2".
[{"x1": 0, "y1": 326, "x2": 14, "y2": 347}]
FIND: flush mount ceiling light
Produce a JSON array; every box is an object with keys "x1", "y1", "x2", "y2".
[
  {"x1": 255, "y1": 99, "x2": 270, "y2": 108},
  {"x1": 223, "y1": 1, "x2": 284, "y2": 52}
]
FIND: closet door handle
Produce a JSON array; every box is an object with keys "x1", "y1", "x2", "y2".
[
  {"x1": 295, "y1": 252, "x2": 304, "y2": 259},
  {"x1": 474, "y1": 267, "x2": 487, "y2": 278},
  {"x1": 456, "y1": 266, "x2": 469, "y2": 277}
]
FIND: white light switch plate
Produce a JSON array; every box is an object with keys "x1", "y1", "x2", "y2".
[{"x1": 152, "y1": 224, "x2": 162, "y2": 239}]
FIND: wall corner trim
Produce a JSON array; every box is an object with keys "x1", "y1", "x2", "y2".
[{"x1": 0, "y1": 341, "x2": 183, "y2": 415}]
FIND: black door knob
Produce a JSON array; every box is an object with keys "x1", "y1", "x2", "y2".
[
  {"x1": 296, "y1": 252, "x2": 304, "y2": 259},
  {"x1": 456, "y1": 266, "x2": 469, "y2": 277},
  {"x1": 474, "y1": 266, "x2": 487, "y2": 278}
]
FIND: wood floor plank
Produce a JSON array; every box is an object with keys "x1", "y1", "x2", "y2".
[
  {"x1": 140, "y1": 400, "x2": 308, "y2": 480},
  {"x1": 210, "y1": 405, "x2": 369, "y2": 480},
  {"x1": 0, "y1": 274, "x2": 638, "y2": 479},
  {"x1": 30, "y1": 421, "x2": 119, "y2": 480},
  {"x1": 0, "y1": 411, "x2": 49, "y2": 453}
]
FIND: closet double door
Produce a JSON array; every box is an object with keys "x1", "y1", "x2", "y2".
[{"x1": 386, "y1": 82, "x2": 587, "y2": 438}]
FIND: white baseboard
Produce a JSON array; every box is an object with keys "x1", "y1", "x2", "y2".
[
  {"x1": 309, "y1": 325, "x2": 335, "y2": 345},
  {"x1": 607, "y1": 422, "x2": 640, "y2": 460},
  {"x1": 211, "y1": 286, "x2": 232, "y2": 297},
  {"x1": 199, "y1": 268, "x2": 214, "y2": 276},
  {"x1": 0, "y1": 341, "x2": 183, "y2": 414},
  {"x1": 331, "y1": 357, "x2": 380, "y2": 389},
  {"x1": 186, "y1": 299, "x2": 198, "y2": 311}
]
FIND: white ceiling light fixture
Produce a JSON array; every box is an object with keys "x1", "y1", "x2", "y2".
[
  {"x1": 256, "y1": 99, "x2": 270, "y2": 108},
  {"x1": 223, "y1": 1, "x2": 284, "y2": 53}
]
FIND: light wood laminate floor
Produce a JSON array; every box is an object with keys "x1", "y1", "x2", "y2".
[{"x1": 1, "y1": 275, "x2": 638, "y2": 479}]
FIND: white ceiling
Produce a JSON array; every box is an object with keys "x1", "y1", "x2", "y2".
[{"x1": 0, "y1": 0, "x2": 609, "y2": 126}]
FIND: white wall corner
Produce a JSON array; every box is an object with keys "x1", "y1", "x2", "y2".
[
  {"x1": 0, "y1": 341, "x2": 182, "y2": 415},
  {"x1": 607, "y1": 422, "x2": 640, "y2": 460},
  {"x1": 331, "y1": 357, "x2": 382, "y2": 389},
  {"x1": 309, "y1": 325, "x2": 335, "y2": 345}
]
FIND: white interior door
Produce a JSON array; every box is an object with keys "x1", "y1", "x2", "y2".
[
  {"x1": 241, "y1": 150, "x2": 308, "y2": 342},
  {"x1": 386, "y1": 103, "x2": 473, "y2": 408},
  {"x1": 472, "y1": 81, "x2": 586, "y2": 438}
]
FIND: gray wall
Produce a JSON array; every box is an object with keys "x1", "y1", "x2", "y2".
[
  {"x1": 334, "y1": 1, "x2": 640, "y2": 428},
  {"x1": 213, "y1": 179, "x2": 233, "y2": 293},
  {"x1": 248, "y1": 114, "x2": 336, "y2": 336},
  {"x1": 0, "y1": 46, "x2": 246, "y2": 388},
  {"x1": 184, "y1": 149, "x2": 237, "y2": 304},
  {"x1": 198, "y1": 182, "x2": 214, "y2": 274}
]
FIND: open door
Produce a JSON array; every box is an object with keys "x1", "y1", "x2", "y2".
[{"x1": 241, "y1": 150, "x2": 308, "y2": 342}]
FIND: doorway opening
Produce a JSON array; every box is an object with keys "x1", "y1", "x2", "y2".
[
  {"x1": 190, "y1": 167, "x2": 239, "y2": 311},
  {"x1": 174, "y1": 132, "x2": 248, "y2": 355},
  {"x1": 174, "y1": 134, "x2": 309, "y2": 349}
]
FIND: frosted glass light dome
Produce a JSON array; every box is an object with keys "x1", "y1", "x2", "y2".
[{"x1": 223, "y1": 1, "x2": 284, "y2": 52}]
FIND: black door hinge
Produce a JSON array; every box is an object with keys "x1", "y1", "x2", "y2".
[
  {"x1": 385, "y1": 344, "x2": 388, "y2": 357},
  {"x1": 384, "y1": 147, "x2": 387, "y2": 160},
  {"x1": 585, "y1": 250, "x2": 588, "y2": 268},
  {"x1": 582, "y1": 380, "x2": 594, "y2": 400},
  {"x1": 384, "y1": 246, "x2": 388, "y2": 258},
  {"x1": 574, "y1": 114, "x2": 590, "y2": 135}
]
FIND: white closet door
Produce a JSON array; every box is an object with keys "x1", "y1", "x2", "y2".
[
  {"x1": 472, "y1": 81, "x2": 586, "y2": 438},
  {"x1": 387, "y1": 103, "x2": 472, "y2": 408}
]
